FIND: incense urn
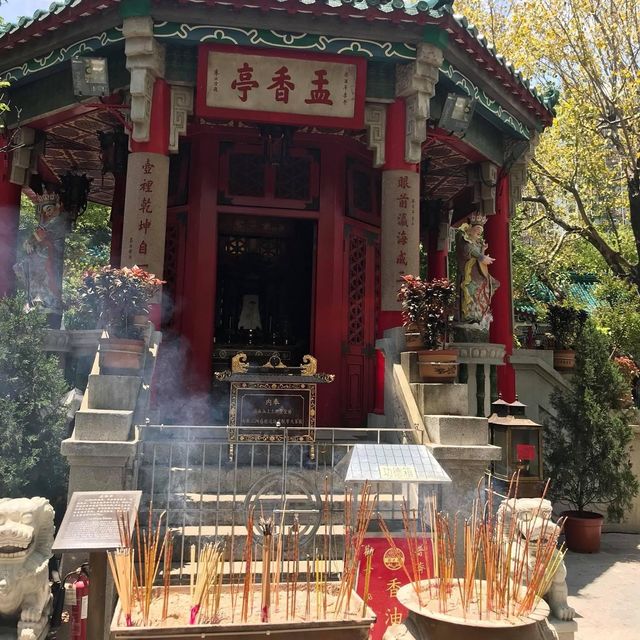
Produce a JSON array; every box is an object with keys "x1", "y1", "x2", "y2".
[
  {"x1": 110, "y1": 584, "x2": 375, "y2": 640},
  {"x1": 383, "y1": 581, "x2": 556, "y2": 640}
]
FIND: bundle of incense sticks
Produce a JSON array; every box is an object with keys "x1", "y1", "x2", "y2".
[
  {"x1": 189, "y1": 541, "x2": 225, "y2": 624},
  {"x1": 259, "y1": 517, "x2": 273, "y2": 622},
  {"x1": 334, "y1": 481, "x2": 375, "y2": 617},
  {"x1": 107, "y1": 506, "x2": 167, "y2": 627},
  {"x1": 420, "y1": 474, "x2": 566, "y2": 620},
  {"x1": 241, "y1": 508, "x2": 255, "y2": 623},
  {"x1": 107, "y1": 548, "x2": 135, "y2": 626}
]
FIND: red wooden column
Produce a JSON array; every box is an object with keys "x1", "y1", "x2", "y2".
[
  {"x1": 121, "y1": 79, "x2": 171, "y2": 327},
  {"x1": 0, "y1": 142, "x2": 22, "y2": 297},
  {"x1": 426, "y1": 223, "x2": 447, "y2": 279},
  {"x1": 374, "y1": 99, "x2": 420, "y2": 413},
  {"x1": 484, "y1": 173, "x2": 516, "y2": 401}
]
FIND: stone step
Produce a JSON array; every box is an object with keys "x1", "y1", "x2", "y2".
[
  {"x1": 410, "y1": 383, "x2": 469, "y2": 416},
  {"x1": 86, "y1": 373, "x2": 142, "y2": 411},
  {"x1": 423, "y1": 415, "x2": 489, "y2": 446},
  {"x1": 74, "y1": 408, "x2": 133, "y2": 441}
]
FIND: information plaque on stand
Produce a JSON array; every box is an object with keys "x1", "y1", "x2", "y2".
[{"x1": 52, "y1": 490, "x2": 142, "y2": 553}]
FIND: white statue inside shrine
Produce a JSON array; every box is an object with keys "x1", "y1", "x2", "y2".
[{"x1": 238, "y1": 294, "x2": 262, "y2": 331}]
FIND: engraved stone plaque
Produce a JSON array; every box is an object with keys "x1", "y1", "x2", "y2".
[{"x1": 52, "y1": 490, "x2": 141, "y2": 553}]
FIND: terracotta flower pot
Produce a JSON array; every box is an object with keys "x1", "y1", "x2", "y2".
[
  {"x1": 553, "y1": 349, "x2": 576, "y2": 370},
  {"x1": 404, "y1": 323, "x2": 424, "y2": 350},
  {"x1": 561, "y1": 510, "x2": 604, "y2": 553},
  {"x1": 99, "y1": 337, "x2": 145, "y2": 375},
  {"x1": 417, "y1": 349, "x2": 458, "y2": 383}
]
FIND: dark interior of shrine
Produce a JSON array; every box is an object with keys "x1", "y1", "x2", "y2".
[{"x1": 213, "y1": 213, "x2": 315, "y2": 361}]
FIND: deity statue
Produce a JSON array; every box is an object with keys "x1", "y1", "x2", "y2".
[
  {"x1": 238, "y1": 294, "x2": 262, "y2": 331},
  {"x1": 456, "y1": 212, "x2": 500, "y2": 330},
  {"x1": 14, "y1": 190, "x2": 71, "y2": 328}
]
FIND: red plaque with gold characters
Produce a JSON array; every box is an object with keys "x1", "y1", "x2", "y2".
[{"x1": 356, "y1": 537, "x2": 433, "y2": 640}]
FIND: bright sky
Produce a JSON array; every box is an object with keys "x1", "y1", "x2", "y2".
[{"x1": 1, "y1": 0, "x2": 52, "y2": 24}]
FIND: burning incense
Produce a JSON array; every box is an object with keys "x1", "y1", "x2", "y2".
[
  {"x1": 259, "y1": 517, "x2": 273, "y2": 622},
  {"x1": 361, "y1": 546, "x2": 373, "y2": 618},
  {"x1": 189, "y1": 541, "x2": 224, "y2": 624}
]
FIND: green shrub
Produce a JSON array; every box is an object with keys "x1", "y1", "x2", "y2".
[
  {"x1": 0, "y1": 296, "x2": 69, "y2": 513},
  {"x1": 545, "y1": 321, "x2": 639, "y2": 520}
]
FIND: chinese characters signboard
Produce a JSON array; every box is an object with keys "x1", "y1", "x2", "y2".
[
  {"x1": 121, "y1": 152, "x2": 169, "y2": 283},
  {"x1": 381, "y1": 170, "x2": 420, "y2": 310},
  {"x1": 356, "y1": 537, "x2": 433, "y2": 640},
  {"x1": 53, "y1": 491, "x2": 141, "y2": 553},
  {"x1": 197, "y1": 46, "x2": 366, "y2": 128},
  {"x1": 228, "y1": 381, "x2": 316, "y2": 443}
]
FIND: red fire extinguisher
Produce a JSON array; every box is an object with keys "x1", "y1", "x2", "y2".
[{"x1": 64, "y1": 563, "x2": 90, "y2": 640}]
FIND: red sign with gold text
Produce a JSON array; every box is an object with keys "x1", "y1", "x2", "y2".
[
  {"x1": 196, "y1": 45, "x2": 366, "y2": 128},
  {"x1": 356, "y1": 537, "x2": 433, "y2": 640}
]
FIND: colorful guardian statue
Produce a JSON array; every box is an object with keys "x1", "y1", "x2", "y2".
[{"x1": 456, "y1": 212, "x2": 500, "y2": 330}]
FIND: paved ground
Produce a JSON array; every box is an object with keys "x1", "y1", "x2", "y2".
[{"x1": 565, "y1": 532, "x2": 640, "y2": 640}]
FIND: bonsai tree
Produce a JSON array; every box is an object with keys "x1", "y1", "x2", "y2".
[
  {"x1": 546, "y1": 304, "x2": 588, "y2": 350},
  {"x1": 0, "y1": 295, "x2": 69, "y2": 515},
  {"x1": 78, "y1": 265, "x2": 164, "y2": 339},
  {"x1": 421, "y1": 278, "x2": 456, "y2": 350},
  {"x1": 545, "y1": 321, "x2": 639, "y2": 520}
]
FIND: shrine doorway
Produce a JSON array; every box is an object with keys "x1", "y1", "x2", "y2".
[{"x1": 210, "y1": 213, "x2": 316, "y2": 421}]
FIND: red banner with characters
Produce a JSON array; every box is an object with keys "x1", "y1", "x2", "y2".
[{"x1": 355, "y1": 537, "x2": 433, "y2": 640}]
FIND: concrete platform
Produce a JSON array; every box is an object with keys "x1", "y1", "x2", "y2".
[{"x1": 565, "y1": 532, "x2": 640, "y2": 639}]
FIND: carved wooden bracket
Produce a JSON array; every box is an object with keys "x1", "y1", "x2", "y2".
[
  {"x1": 508, "y1": 133, "x2": 539, "y2": 215},
  {"x1": 124, "y1": 16, "x2": 165, "y2": 143},
  {"x1": 169, "y1": 85, "x2": 194, "y2": 153},
  {"x1": 468, "y1": 161, "x2": 499, "y2": 216},
  {"x1": 395, "y1": 43, "x2": 443, "y2": 164},
  {"x1": 364, "y1": 103, "x2": 386, "y2": 168},
  {"x1": 9, "y1": 127, "x2": 38, "y2": 186}
]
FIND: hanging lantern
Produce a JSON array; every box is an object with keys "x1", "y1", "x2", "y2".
[
  {"x1": 58, "y1": 171, "x2": 93, "y2": 223},
  {"x1": 98, "y1": 127, "x2": 129, "y2": 175}
]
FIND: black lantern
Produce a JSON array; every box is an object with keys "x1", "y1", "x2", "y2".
[
  {"x1": 58, "y1": 171, "x2": 93, "y2": 224},
  {"x1": 489, "y1": 396, "x2": 543, "y2": 496},
  {"x1": 98, "y1": 127, "x2": 129, "y2": 176}
]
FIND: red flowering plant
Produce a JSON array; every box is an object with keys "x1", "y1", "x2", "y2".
[
  {"x1": 614, "y1": 355, "x2": 640, "y2": 381},
  {"x1": 78, "y1": 265, "x2": 164, "y2": 339},
  {"x1": 397, "y1": 275, "x2": 427, "y2": 327},
  {"x1": 398, "y1": 275, "x2": 456, "y2": 349}
]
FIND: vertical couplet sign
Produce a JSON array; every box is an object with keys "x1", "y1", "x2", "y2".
[
  {"x1": 381, "y1": 170, "x2": 420, "y2": 311},
  {"x1": 121, "y1": 152, "x2": 169, "y2": 281},
  {"x1": 356, "y1": 537, "x2": 433, "y2": 640}
]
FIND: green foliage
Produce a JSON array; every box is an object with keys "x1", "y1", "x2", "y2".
[
  {"x1": 545, "y1": 322, "x2": 639, "y2": 520},
  {"x1": 0, "y1": 296, "x2": 69, "y2": 512},
  {"x1": 546, "y1": 304, "x2": 588, "y2": 350},
  {"x1": 593, "y1": 275, "x2": 640, "y2": 362}
]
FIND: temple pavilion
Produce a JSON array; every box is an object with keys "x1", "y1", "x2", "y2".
[{"x1": 0, "y1": 0, "x2": 556, "y2": 427}]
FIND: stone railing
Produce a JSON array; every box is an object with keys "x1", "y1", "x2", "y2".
[
  {"x1": 452, "y1": 342, "x2": 505, "y2": 417},
  {"x1": 43, "y1": 329, "x2": 102, "y2": 387}
]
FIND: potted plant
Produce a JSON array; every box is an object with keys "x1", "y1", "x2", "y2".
[
  {"x1": 418, "y1": 278, "x2": 457, "y2": 382},
  {"x1": 78, "y1": 265, "x2": 164, "y2": 374},
  {"x1": 546, "y1": 304, "x2": 588, "y2": 370},
  {"x1": 613, "y1": 355, "x2": 639, "y2": 408},
  {"x1": 398, "y1": 274, "x2": 426, "y2": 349},
  {"x1": 545, "y1": 322, "x2": 639, "y2": 552}
]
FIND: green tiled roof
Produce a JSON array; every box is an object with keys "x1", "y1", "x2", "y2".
[
  {"x1": 521, "y1": 273, "x2": 599, "y2": 316},
  {"x1": 0, "y1": 0, "x2": 555, "y2": 117}
]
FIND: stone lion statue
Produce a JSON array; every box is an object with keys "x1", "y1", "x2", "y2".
[
  {"x1": 0, "y1": 497, "x2": 54, "y2": 640},
  {"x1": 497, "y1": 497, "x2": 575, "y2": 622}
]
